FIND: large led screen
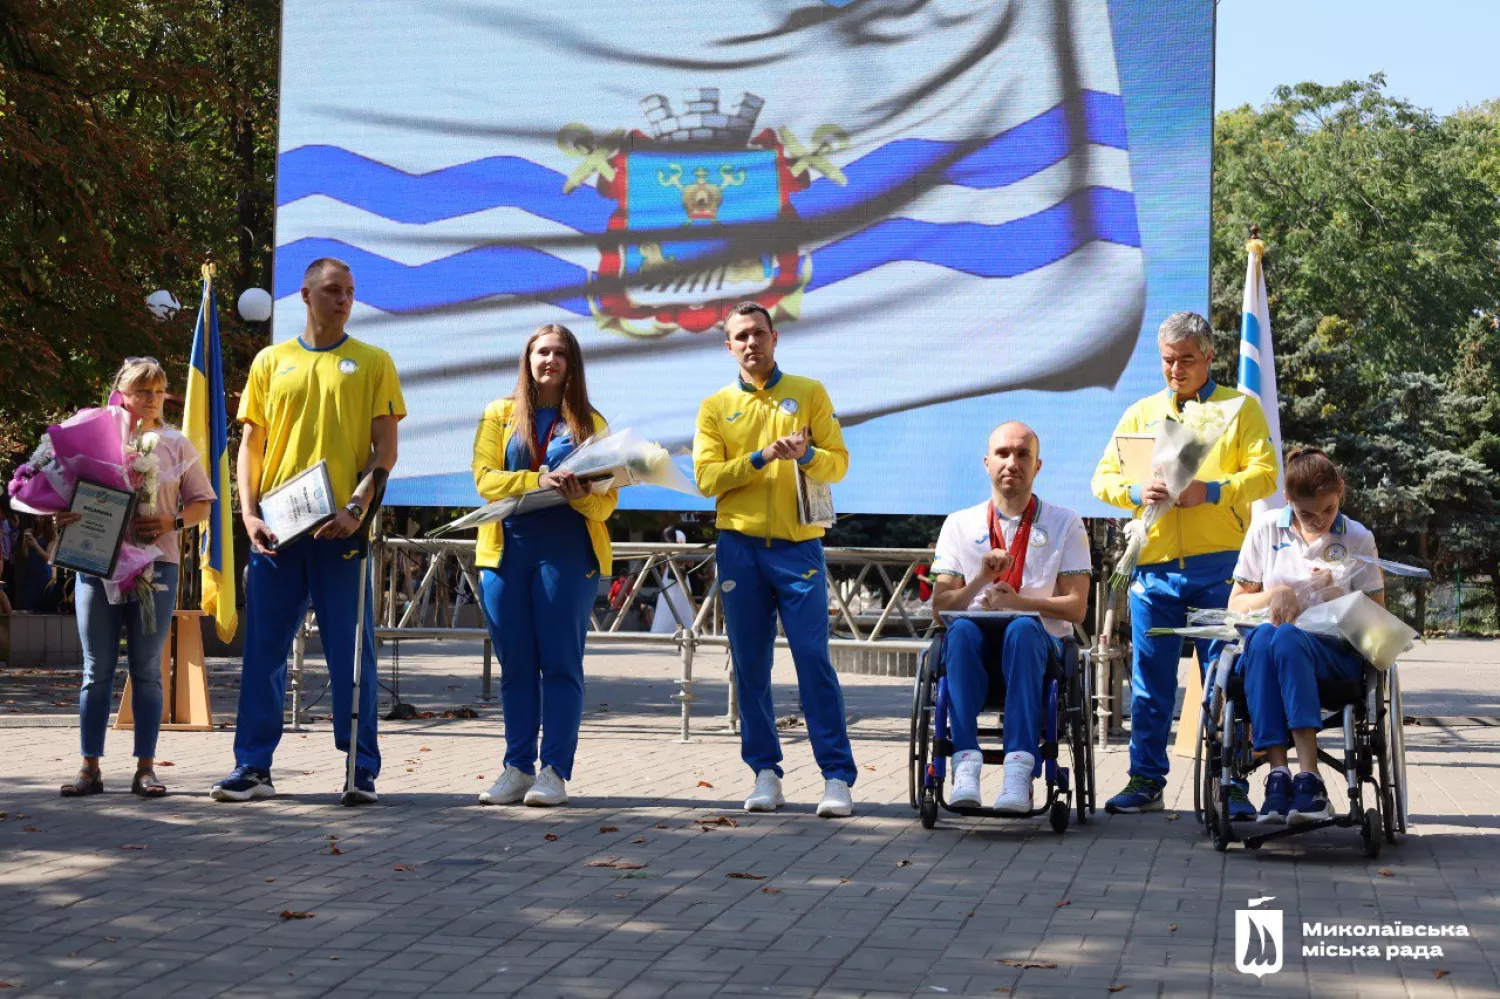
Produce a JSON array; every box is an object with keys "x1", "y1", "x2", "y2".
[{"x1": 273, "y1": 0, "x2": 1213, "y2": 514}]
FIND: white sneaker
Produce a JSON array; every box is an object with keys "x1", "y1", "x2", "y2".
[
  {"x1": 992, "y1": 751, "x2": 1035, "y2": 814},
  {"x1": 523, "y1": 766, "x2": 568, "y2": 807},
  {"x1": 744, "y1": 769, "x2": 785, "y2": 812},
  {"x1": 479, "y1": 766, "x2": 534, "y2": 805},
  {"x1": 816, "y1": 778, "x2": 854, "y2": 819},
  {"x1": 950, "y1": 750, "x2": 983, "y2": 807}
]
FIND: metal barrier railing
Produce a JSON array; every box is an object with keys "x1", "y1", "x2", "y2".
[{"x1": 290, "y1": 536, "x2": 1125, "y2": 745}]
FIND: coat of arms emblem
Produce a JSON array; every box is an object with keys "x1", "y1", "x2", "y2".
[{"x1": 558, "y1": 89, "x2": 847, "y2": 337}]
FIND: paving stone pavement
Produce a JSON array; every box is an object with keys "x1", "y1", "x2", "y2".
[{"x1": 1, "y1": 638, "x2": 1497, "y2": 998}]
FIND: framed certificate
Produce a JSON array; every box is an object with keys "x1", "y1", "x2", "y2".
[
  {"x1": 1115, "y1": 433, "x2": 1156, "y2": 483},
  {"x1": 259, "y1": 461, "x2": 336, "y2": 548},
  {"x1": 53, "y1": 479, "x2": 136, "y2": 578}
]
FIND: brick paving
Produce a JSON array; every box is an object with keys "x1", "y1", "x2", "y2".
[{"x1": 0, "y1": 638, "x2": 1497, "y2": 998}]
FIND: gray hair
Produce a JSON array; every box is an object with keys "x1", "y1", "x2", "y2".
[{"x1": 1157, "y1": 311, "x2": 1214, "y2": 356}]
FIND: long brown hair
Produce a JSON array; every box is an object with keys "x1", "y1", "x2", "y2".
[{"x1": 511, "y1": 324, "x2": 597, "y2": 463}]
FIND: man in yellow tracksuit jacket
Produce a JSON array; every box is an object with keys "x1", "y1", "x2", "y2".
[
  {"x1": 1092, "y1": 312, "x2": 1277, "y2": 814},
  {"x1": 694, "y1": 302, "x2": 857, "y2": 818}
]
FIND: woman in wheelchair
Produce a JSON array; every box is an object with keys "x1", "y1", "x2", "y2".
[{"x1": 1226, "y1": 448, "x2": 1385, "y2": 826}]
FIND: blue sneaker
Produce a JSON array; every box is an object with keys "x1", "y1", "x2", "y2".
[
  {"x1": 1287, "y1": 771, "x2": 1332, "y2": 824},
  {"x1": 1226, "y1": 777, "x2": 1256, "y2": 822},
  {"x1": 1105, "y1": 775, "x2": 1166, "y2": 813},
  {"x1": 1256, "y1": 770, "x2": 1291, "y2": 825},
  {"x1": 344, "y1": 766, "x2": 379, "y2": 805},
  {"x1": 210, "y1": 766, "x2": 275, "y2": 802}
]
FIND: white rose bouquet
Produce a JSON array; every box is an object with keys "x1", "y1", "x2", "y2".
[{"x1": 1110, "y1": 396, "x2": 1246, "y2": 591}]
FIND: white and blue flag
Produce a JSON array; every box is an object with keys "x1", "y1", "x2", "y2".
[
  {"x1": 1238, "y1": 236, "x2": 1283, "y2": 514},
  {"x1": 275, "y1": 0, "x2": 1149, "y2": 506}
]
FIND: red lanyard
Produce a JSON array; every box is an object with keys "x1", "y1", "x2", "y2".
[
  {"x1": 529, "y1": 414, "x2": 562, "y2": 472},
  {"x1": 987, "y1": 496, "x2": 1037, "y2": 589}
]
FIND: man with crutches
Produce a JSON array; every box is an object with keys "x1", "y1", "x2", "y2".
[{"x1": 211, "y1": 257, "x2": 405, "y2": 804}]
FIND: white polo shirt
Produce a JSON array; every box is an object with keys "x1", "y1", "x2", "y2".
[
  {"x1": 1233, "y1": 507, "x2": 1384, "y2": 595},
  {"x1": 931, "y1": 496, "x2": 1092, "y2": 638}
]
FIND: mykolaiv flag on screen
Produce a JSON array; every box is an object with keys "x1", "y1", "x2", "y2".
[
  {"x1": 1238, "y1": 236, "x2": 1284, "y2": 515},
  {"x1": 183, "y1": 265, "x2": 238, "y2": 641}
]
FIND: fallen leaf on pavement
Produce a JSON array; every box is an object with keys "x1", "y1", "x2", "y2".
[
  {"x1": 726, "y1": 872, "x2": 766, "y2": 880},
  {"x1": 544, "y1": 833, "x2": 558, "y2": 842},
  {"x1": 1433, "y1": 970, "x2": 1450, "y2": 980},
  {"x1": 612, "y1": 863, "x2": 645, "y2": 871},
  {"x1": 695, "y1": 816, "x2": 738, "y2": 828},
  {"x1": 324, "y1": 835, "x2": 339, "y2": 841},
  {"x1": 997, "y1": 960, "x2": 1057, "y2": 969},
  {"x1": 327, "y1": 845, "x2": 344, "y2": 856},
  {"x1": 599, "y1": 826, "x2": 618, "y2": 833},
  {"x1": 419, "y1": 746, "x2": 431, "y2": 752},
  {"x1": 761, "y1": 887, "x2": 782, "y2": 894},
  {"x1": 1168, "y1": 924, "x2": 1178, "y2": 932},
  {"x1": 896, "y1": 860, "x2": 912, "y2": 868},
  {"x1": 1164, "y1": 812, "x2": 1180, "y2": 822},
  {"x1": 265, "y1": 878, "x2": 276, "y2": 883},
  {"x1": 1377, "y1": 868, "x2": 1394, "y2": 877},
  {"x1": 1054, "y1": 900, "x2": 1070, "y2": 907},
  {"x1": 121, "y1": 844, "x2": 148, "y2": 851},
  {"x1": 104, "y1": 937, "x2": 117, "y2": 943},
  {"x1": 22, "y1": 827, "x2": 37, "y2": 833},
  {"x1": 158, "y1": 761, "x2": 175, "y2": 767},
  {"x1": 279, "y1": 911, "x2": 315, "y2": 920},
  {"x1": 1108, "y1": 986, "x2": 1127, "y2": 993},
  {"x1": 696, "y1": 781, "x2": 714, "y2": 788},
  {"x1": 839, "y1": 877, "x2": 850, "y2": 884},
  {"x1": 393, "y1": 865, "x2": 414, "y2": 872},
  {"x1": 654, "y1": 823, "x2": 669, "y2": 829},
  {"x1": 632, "y1": 837, "x2": 647, "y2": 844}
]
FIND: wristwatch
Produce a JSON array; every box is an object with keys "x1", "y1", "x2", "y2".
[
  {"x1": 346, "y1": 500, "x2": 366, "y2": 521},
  {"x1": 174, "y1": 516, "x2": 185, "y2": 531}
]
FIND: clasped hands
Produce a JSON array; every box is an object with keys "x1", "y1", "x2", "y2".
[
  {"x1": 1267, "y1": 568, "x2": 1340, "y2": 625},
  {"x1": 55, "y1": 510, "x2": 173, "y2": 540},
  {"x1": 1141, "y1": 479, "x2": 1209, "y2": 509},
  {"x1": 977, "y1": 548, "x2": 1022, "y2": 610},
  {"x1": 759, "y1": 427, "x2": 811, "y2": 465}
]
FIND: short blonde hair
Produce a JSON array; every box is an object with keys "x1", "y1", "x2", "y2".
[{"x1": 112, "y1": 357, "x2": 169, "y2": 395}]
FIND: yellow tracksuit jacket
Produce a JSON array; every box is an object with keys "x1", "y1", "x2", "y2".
[
  {"x1": 1091, "y1": 381, "x2": 1278, "y2": 566},
  {"x1": 470, "y1": 398, "x2": 618, "y2": 574},
  {"x1": 693, "y1": 367, "x2": 849, "y2": 542}
]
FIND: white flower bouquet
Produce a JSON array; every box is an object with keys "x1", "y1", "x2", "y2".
[
  {"x1": 431, "y1": 427, "x2": 700, "y2": 536},
  {"x1": 1110, "y1": 396, "x2": 1246, "y2": 591},
  {"x1": 1295, "y1": 591, "x2": 1419, "y2": 671}
]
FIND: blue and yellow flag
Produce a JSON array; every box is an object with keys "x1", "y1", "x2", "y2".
[{"x1": 183, "y1": 264, "x2": 238, "y2": 641}]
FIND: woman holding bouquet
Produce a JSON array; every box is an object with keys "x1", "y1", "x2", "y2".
[
  {"x1": 472, "y1": 325, "x2": 617, "y2": 807},
  {"x1": 1227, "y1": 448, "x2": 1385, "y2": 825},
  {"x1": 58, "y1": 358, "x2": 215, "y2": 798}
]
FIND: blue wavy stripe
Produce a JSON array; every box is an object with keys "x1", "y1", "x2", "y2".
[
  {"x1": 792, "y1": 90, "x2": 1126, "y2": 218},
  {"x1": 276, "y1": 187, "x2": 1137, "y2": 312},
  {"x1": 277, "y1": 91, "x2": 1126, "y2": 227},
  {"x1": 806, "y1": 187, "x2": 1140, "y2": 290},
  {"x1": 278, "y1": 147, "x2": 617, "y2": 229},
  {"x1": 274, "y1": 239, "x2": 590, "y2": 315}
]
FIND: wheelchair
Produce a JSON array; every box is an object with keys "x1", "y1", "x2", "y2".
[
  {"x1": 908, "y1": 624, "x2": 1096, "y2": 831},
  {"x1": 1194, "y1": 635, "x2": 1408, "y2": 857}
]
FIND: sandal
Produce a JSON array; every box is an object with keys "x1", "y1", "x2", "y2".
[
  {"x1": 132, "y1": 770, "x2": 167, "y2": 798},
  {"x1": 60, "y1": 770, "x2": 104, "y2": 797}
]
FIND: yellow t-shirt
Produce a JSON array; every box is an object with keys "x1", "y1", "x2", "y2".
[{"x1": 238, "y1": 335, "x2": 406, "y2": 508}]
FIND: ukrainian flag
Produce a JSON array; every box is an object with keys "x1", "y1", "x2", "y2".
[{"x1": 183, "y1": 264, "x2": 238, "y2": 641}]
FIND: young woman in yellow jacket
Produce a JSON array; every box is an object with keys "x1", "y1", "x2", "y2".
[{"x1": 472, "y1": 324, "x2": 616, "y2": 807}]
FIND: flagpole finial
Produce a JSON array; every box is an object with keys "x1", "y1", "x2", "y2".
[
  {"x1": 1246, "y1": 224, "x2": 1266, "y2": 259},
  {"x1": 201, "y1": 251, "x2": 217, "y2": 282}
]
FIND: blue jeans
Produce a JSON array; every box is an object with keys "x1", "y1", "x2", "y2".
[
  {"x1": 480, "y1": 506, "x2": 597, "y2": 780},
  {"x1": 717, "y1": 530, "x2": 857, "y2": 785},
  {"x1": 1127, "y1": 550, "x2": 1238, "y2": 783},
  {"x1": 76, "y1": 561, "x2": 179, "y2": 759},
  {"x1": 1240, "y1": 623, "x2": 1365, "y2": 750},
  {"x1": 943, "y1": 615, "x2": 1060, "y2": 762},
  {"x1": 235, "y1": 536, "x2": 380, "y2": 775}
]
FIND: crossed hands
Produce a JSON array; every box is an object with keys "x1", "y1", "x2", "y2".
[
  {"x1": 1142, "y1": 479, "x2": 1208, "y2": 508},
  {"x1": 540, "y1": 469, "x2": 589, "y2": 500},
  {"x1": 978, "y1": 547, "x2": 1020, "y2": 610},
  {"x1": 759, "y1": 427, "x2": 811, "y2": 465}
]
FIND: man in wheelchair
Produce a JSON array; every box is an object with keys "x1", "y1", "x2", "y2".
[
  {"x1": 929, "y1": 422, "x2": 1091, "y2": 812},
  {"x1": 1225, "y1": 448, "x2": 1386, "y2": 825}
]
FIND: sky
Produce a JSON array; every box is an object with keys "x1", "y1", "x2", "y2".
[{"x1": 1214, "y1": 0, "x2": 1500, "y2": 116}]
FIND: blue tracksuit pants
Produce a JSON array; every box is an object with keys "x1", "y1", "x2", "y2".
[
  {"x1": 1240, "y1": 623, "x2": 1365, "y2": 750},
  {"x1": 717, "y1": 530, "x2": 857, "y2": 784},
  {"x1": 944, "y1": 615, "x2": 1060, "y2": 761},
  {"x1": 480, "y1": 506, "x2": 596, "y2": 781},
  {"x1": 236, "y1": 536, "x2": 380, "y2": 775},
  {"x1": 1127, "y1": 550, "x2": 1238, "y2": 783}
]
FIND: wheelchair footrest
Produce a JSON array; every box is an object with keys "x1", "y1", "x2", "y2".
[{"x1": 1242, "y1": 814, "x2": 1356, "y2": 848}]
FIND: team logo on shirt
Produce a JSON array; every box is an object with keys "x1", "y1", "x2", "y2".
[
  {"x1": 339, "y1": 358, "x2": 359, "y2": 374},
  {"x1": 1029, "y1": 528, "x2": 1048, "y2": 548},
  {"x1": 720, "y1": 580, "x2": 737, "y2": 593},
  {"x1": 779, "y1": 398, "x2": 799, "y2": 415},
  {"x1": 1325, "y1": 544, "x2": 1348, "y2": 563}
]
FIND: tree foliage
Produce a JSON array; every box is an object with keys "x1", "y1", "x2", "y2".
[{"x1": 0, "y1": 0, "x2": 276, "y2": 457}]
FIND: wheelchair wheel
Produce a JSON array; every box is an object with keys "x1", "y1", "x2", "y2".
[
  {"x1": 1069, "y1": 668, "x2": 1091, "y2": 825},
  {"x1": 1208, "y1": 699, "x2": 1236, "y2": 853},
  {"x1": 1360, "y1": 807, "x2": 1382, "y2": 858},
  {"x1": 919, "y1": 787, "x2": 939, "y2": 829},
  {"x1": 1388, "y1": 668, "x2": 1408, "y2": 838},
  {"x1": 1050, "y1": 798, "x2": 1069, "y2": 834},
  {"x1": 908, "y1": 657, "x2": 935, "y2": 810}
]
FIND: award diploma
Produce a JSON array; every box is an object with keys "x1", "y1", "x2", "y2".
[
  {"x1": 259, "y1": 461, "x2": 336, "y2": 548},
  {"x1": 53, "y1": 479, "x2": 136, "y2": 578}
]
